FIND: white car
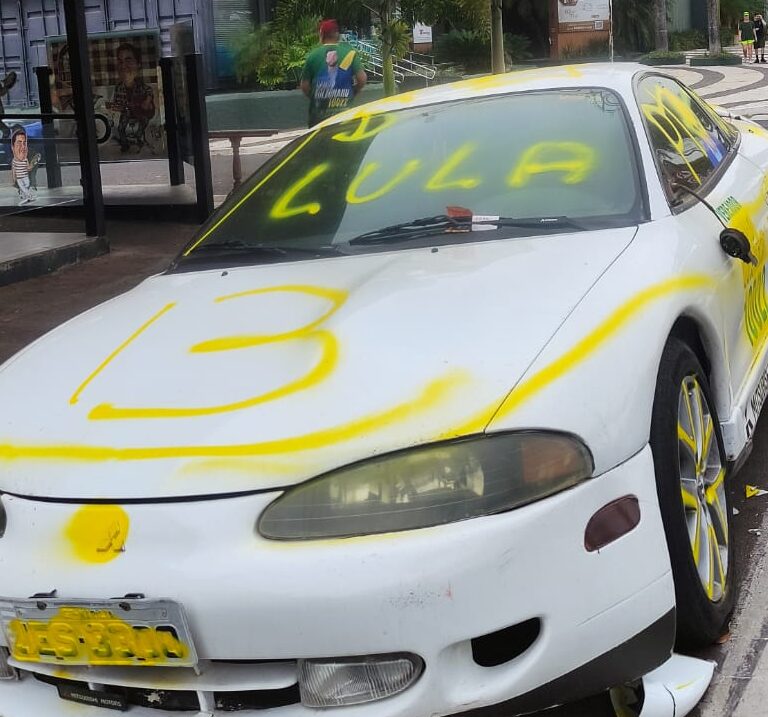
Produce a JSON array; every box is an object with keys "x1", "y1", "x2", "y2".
[{"x1": 0, "y1": 63, "x2": 764, "y2": 716}]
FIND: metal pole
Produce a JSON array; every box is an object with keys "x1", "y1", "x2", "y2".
[
  {"x1": 62, "y1": 0, "x2": 105, "y2": 240},
  {"x1": 490, "y1": 0, "x2": 505, "y2": 74},
  {"x1": 609, "y1": 0, "x2": 614, "y2": 62},
  {"x1": 160, "y1": 57, "x2": 184, "y2": 186},
  {"x1": 34, "y1": 66, "x2": 62, "y2": 189},
  {"x1": 185, "y1": 53, "x2": 214, "y2": 223}
]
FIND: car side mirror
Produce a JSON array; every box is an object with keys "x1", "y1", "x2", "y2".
[{"x1": 720, "y1": 228, "x2": 758, "y2": 265}]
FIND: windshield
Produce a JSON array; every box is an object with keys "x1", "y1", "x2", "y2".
[{"x1": 177, "y1": 88, "x2": 643, "y2": 267}]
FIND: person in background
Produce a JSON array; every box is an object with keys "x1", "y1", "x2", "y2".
[
  {"x1": 300, "y1": 19, "x2": 367, "y2": 128},
  {"x1": 740, "y1": 11, "x2": 756, "y2": 63},
  {"x1": 755, "y1": 13, "x2": 766, "y2": 63}
]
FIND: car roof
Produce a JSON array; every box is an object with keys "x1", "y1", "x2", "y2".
[{"x1": 325, "y1": 62, "x2": 656, "y2": 126}]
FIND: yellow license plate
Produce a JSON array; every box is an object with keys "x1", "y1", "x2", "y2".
[{"x1": 0, "y1": 598, "x2": 197, "y2": 667}]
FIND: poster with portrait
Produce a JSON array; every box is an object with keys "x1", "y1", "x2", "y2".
[
  {"x1": 557, "y1": 0, "x2": 610, "y2": 32},
  {"x1": 46, "y1": 30, "x2": 166, "y2": 162}
]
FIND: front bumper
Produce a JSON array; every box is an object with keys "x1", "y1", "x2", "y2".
[{"x1": 0, "y1": 445, "x2": 675, "y2": 716}]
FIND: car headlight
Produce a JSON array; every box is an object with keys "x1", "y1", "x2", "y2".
[{"x1": 258, "y1": 432, "x2": 593, "y2": 540}]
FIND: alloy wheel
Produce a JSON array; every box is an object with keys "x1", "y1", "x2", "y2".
[{"x1": 677, "y1": 375, "x2": 728, "y2": 602}]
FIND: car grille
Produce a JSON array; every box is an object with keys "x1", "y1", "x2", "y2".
[{"x1": 33, "y1": 672, "x2": 301, "y2": 712}]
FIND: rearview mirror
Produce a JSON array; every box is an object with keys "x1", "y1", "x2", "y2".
[{"x1": 720, "y1": 228, "x2": 758, "y2": 265}]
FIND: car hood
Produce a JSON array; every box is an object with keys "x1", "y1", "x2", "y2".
[{"x1": 0, "y1": 228, "x2": 636, "y2": 499}]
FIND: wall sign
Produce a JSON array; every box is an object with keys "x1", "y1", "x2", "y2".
[{"x1": 557, "y1": 0, "x2": 610, "y2": 32}]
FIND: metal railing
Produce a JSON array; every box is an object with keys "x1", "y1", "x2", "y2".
[{"x1": 351, "y1": 40, "x2": 437, "y2": 84}]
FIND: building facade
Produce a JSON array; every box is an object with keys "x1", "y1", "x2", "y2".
[{"x1": 0, "y1": 0, "x2": 275, "y2": 106}]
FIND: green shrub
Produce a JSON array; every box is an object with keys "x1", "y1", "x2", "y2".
[
  {"x1": 639, "y1": 50, "x2": 685, "y2": 65},
  {"x1": 434, "y1": 29, "x2": 490, "y2": 73},
  {"x1": 504, "y1": 34, "x2": 532, "y2": 64},
  {"x1": 232, "y1": 15, "x2": 318, "y2": 89},
  {"x1": 669, "y1": 29, "x2": 707, "y2": 51}
]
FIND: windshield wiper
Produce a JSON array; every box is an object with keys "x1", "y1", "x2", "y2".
[
  {"x1": 184, "y1": 241, "x2": 344, "y2": 258},
  {"x1": 347, "y1": 214, "x2": 588, "y2": 246},
  {"x1": 347, "y1": 215, "x2": 462, "y2": 245}
]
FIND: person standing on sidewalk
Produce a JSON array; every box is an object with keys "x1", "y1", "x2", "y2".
[
  {"x1": 741, "y1": 11, "x2": 757, "y2": 63},
  {"x1": 755, "y1": 13, "x2": 766, "y2": 63},
  {"x1": 300, "y1": 19, "x2": 367, "y2": 128}
]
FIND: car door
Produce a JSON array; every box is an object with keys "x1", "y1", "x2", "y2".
[{"x1": 636, "y1": 73, "x2": 768, "y2": 446}]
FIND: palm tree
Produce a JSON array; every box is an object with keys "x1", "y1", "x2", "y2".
[
  {"x1": 708, "y1": 0, "x2": 721, "y2": 54},
  {"x1": 654, "y1": 0, "x2": 669, "y2": 50}
]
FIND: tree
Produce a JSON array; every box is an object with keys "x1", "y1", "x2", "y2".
[
  {"x1": 654, "y1": 0, "x2": 668, "y2": 51},
  {"x1": 708, "y1": 0, "x2": 721, "y2": 54},
  {"x1": 490, "y1": 0, "x2": 504, "y2": 73}
]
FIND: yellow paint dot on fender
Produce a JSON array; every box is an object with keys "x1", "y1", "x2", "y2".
[{"x1": 65, "y1": 505, "x2": 130, "y2": 564}]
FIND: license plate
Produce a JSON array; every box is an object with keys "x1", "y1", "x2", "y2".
[{"x1": 0, "y1": 597, "x2": 198, "y2": 667}]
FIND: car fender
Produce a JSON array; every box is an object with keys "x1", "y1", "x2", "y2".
[{"x1": 484, "y1": 214, "x2": 731, "y2": 475}]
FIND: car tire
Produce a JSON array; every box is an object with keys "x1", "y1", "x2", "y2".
[{"x1": 650, "y1": 337, "x2": 734, "y2": 648}]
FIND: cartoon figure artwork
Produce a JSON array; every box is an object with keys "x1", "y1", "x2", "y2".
[
  {"x1": 105, "y1": 43, "x2": 156, "y2": 154},
  {"x1": 47, "y1": 31, "x2": 165, "y2": 161},
  {"x1": 10, "y1": 127, "x2": 40, "y2": 206}
]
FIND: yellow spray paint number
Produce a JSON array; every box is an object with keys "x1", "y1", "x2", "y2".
[{"x1": 82, "y1": 285, "x2": 348, "y2": 420}]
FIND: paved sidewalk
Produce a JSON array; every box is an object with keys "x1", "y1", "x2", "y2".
[{"x1": 666, "y1": 64, "x2": 768, "y2": 122}]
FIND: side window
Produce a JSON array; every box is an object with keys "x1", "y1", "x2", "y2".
[{"x1": 636, "y1": 76, "x2": 732, "y2": 197}]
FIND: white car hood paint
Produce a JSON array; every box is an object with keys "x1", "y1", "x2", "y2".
[{"x1": 0, "y1": 228, "x2": 636, "y2": 499}]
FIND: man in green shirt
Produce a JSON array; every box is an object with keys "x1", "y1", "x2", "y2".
[
  {"x1": 740, "y1": 11, "x2": 756, "y2": 63},
  {"x1": 301, "y1": 19, "x2": 367, "y2": 127}
]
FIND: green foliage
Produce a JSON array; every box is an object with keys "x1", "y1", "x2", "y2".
[
  {"x1": 720, "y1": 0, "x2": 764, "y2": 31},
  {"x1": 611, "y1": 0, "x2": 655, "y2": 53},
  {"x1": 642, "y1": 50, "x2": 686, "y2": 59},
  {"x1": 504, "y1": 33, "x2": 532, "y2": 64},
  {"x1": 400, "y1": 0, "x2": 489, "y2": 32},
  {"x1": 669, "y1": 29, "x2": 707, "y2": 51},
  {"x1": 434, "y1": 29, "x2": 490, "y2": 72},
  {"x1": 378, "y1": 19, "x2": 411, "y2": 59},
  {"x1": 232, "y1": 15, "x2": 319, "y2": 89}
]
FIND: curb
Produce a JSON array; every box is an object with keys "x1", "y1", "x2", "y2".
[{"x1": 0, "y1": 235, "x2": 105, "y2": 288}]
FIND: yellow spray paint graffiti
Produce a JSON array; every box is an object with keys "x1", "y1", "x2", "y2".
[
  {"x1": 269, "y1": 163, "x2": 329, "y2": 219},
  {"x1": 447, "y1": 274, "x2": 720, "y2": 436},
  {"x1": 346, "y1": 160, "x2": 422, "y2": 204},
  {"x1": 268, "y1": 139, "x2": 598, "y2": 219},
  {"x1": 508, "y1": 142, "x2": 596, "y2": 187},
  {"x1": 0, "y1": 277, "x2": 720, "y2": 467},
  {"x1": 88, "y1": 285, "x2": 348, "y2": 420},
  {"x1": 332, "y1": 114, "x2": 397, "y2": 143},
  {"x1": 640, "y1": 83, "x2": 724, "y2": 186},
  {"x1": 0, "y1": 371, "x2": 470, "y2": 462},
  {"x1": 718, "y1": 180, "x2": 768, "y2": 348},
  {"x1": 425, "y1": 143, "x2": 482, "y2": 192},
  {"x1": 65, "y1": 505, "x2": 129, "y2": 564}
]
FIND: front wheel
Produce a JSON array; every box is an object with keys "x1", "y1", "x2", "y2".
[{"x1": 650, "y1": 338, "x2": 733, "y2": 648}]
